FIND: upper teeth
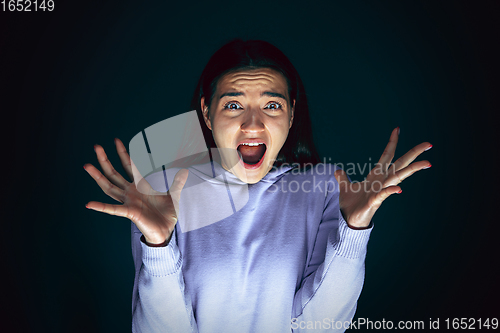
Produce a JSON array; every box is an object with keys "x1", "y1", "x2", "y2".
[{"x1": 241, "y1": 142, "x2": 263, "y2": 146}]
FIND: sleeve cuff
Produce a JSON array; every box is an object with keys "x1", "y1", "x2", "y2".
[
  {"x1": 332, "y1": 212, "x2": 373, "y2": 259},
  {"x1": 140, "y1": 231, "x2": 182, "y2": 277}
]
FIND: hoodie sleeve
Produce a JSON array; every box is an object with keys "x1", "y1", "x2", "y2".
[
  {"x1": 131, "y1": 223, "x2": 198, "y2": 333},
  {"x1": 291, "y1": 178, "x2": 373, "y2": 332}
]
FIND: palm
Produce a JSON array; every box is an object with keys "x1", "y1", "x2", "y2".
[
  {"x1": 84, "y1": 138, "x2": 188, "y2": 244},
  {"x1": 122, "y1": 182, "x2": 179, "y2": 243},
  {"x1": 334, "y1": 128, "x2": 432, "y2": 228}
]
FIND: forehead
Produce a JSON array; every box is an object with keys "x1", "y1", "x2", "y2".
[{"x1": 216, "y1": 68, "x2": 289, "y2": 95}]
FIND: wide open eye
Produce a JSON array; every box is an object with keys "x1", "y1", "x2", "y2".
[
  {"x1": 264, "y1": 101, "x2": 283, "y2": 110},
  {"x1": 223, "y1": 102, "x2": 243, "y2": 110}
]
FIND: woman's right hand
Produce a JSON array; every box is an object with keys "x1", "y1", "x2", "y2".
[{"x1": 84, "y1": 138, "x2": 189, "y2": 245}]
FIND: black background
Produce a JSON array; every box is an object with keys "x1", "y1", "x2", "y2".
[{"x1": 2, "y1": 1, "x2": 499, "y2": 332}]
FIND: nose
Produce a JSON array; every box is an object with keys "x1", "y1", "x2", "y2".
[{"x1": 240, "y1": 108, "x2": 265, "y2": 135}]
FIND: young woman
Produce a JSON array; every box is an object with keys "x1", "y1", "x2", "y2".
[{"x1": 84, "y1": 39, "x2": 432, "y2": 332}]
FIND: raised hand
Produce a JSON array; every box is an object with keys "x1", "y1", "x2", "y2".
[
  {"x1": 334, "y1": 127, "x2": 432, "y2": 229},
  {"x1": 84, "y1": 138, "x2": 189, "y2": 245}
]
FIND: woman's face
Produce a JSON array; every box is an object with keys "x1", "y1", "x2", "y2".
[{"x1": 201, "y1": 67, "x2": 294, "y2": 184}]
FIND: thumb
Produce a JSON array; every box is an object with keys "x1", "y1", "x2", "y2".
[{"x1": 334, "y1": 169, "x2": 351, "y2": 191}]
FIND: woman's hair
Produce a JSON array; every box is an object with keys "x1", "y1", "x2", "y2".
[{"x1": 190, "y1": 39, "x2": 320, "y2": 167}]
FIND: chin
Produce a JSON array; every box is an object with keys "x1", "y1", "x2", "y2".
[
  {"x1": 241, "y1": 173, "x2": 264, "y2": 184},
  {"x1": 231, "y1": 165, "x2": 266, "y2": 184},
  {"x1": 229, "y1": 156, "x2": 273, "y2": 184}
]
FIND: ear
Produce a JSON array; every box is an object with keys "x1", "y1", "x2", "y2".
[
  {"x1": 289, "y1": 99, "x2": 295, "y2": 129},
  {"x1": 201, "y1": 97, "x2": 212, "y2": 131}
]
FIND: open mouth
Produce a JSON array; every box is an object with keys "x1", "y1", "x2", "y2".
[{"x1": 237, "y1": 142, "x2": 267, "y2": 169}]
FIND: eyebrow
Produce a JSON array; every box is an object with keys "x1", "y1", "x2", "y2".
[{"x1": 219, "y1": 91, "x2": 287, "y2": 100}]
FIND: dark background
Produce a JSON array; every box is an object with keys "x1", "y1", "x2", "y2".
[{"x1": 2, "y1": 1, "x2": 499, "y2": 332}]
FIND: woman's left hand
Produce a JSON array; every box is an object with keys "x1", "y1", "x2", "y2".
[{"x1": 334, "y1": 127, "x2": 432, "y2": 229}]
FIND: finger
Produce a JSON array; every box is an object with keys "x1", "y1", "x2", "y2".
[
  {"x1": 387, "y1": 160, "x2": 431, "y2": 185},
  {"x1": 168, "y1": 169, "x2": 189, "y2": 218},
  {"x1": 86, "y1": 201, "x2": 131, "y2": 218},
  {"x1": 377, "y1": 127, "x2": 400, "y2": 171},
  {"x1": 84, "y1": 163, "x2": 126, "y2": 203},
  {"x1": 334, "y1": 169, "x2": 351, "y2": 191},
  {"x1": 94, "y1": 144, "x2": 130, "y2": 189},
  {"x1": 114, "y1": 138, "x2": 134, "y2": 181},
  {"x1": 372, "y1": 185, "x2": 402, "y2": 206},
  {"x1": 390, "y1": 142, "x2": 432, "y2": 173}
]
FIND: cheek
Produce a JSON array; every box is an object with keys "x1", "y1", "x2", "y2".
[
  {"x1": 268, "y1": 120, "x2": 290, "y2": 147},
  {"x1": 211, "y1": 117, "x2": 239, "y2": 145}
]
